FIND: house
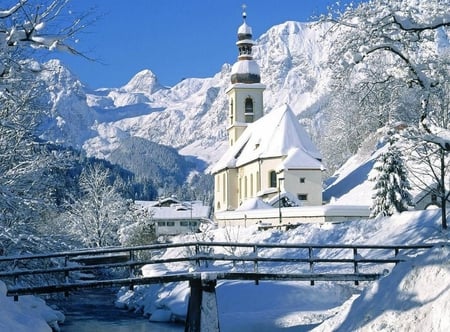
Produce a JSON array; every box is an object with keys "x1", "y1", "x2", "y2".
[
  {"x1": 413, "y1": 184, "x2": 441, "y2": 210},
  {"x1": 211, "y1": 10, "x2": 324, "y2": 218},
  {"x1": 135, "y1": 198, "x2": 212, "y2": 236}
]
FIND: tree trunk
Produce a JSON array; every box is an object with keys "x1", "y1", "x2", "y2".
[{"x1": 440, "y1": 153, "x2": 448, "y2": 229}]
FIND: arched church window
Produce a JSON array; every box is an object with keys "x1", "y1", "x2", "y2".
[
  {"x1": 239, "y1": 177, "x2": 242, "y2": 200},
  {"x1": 269, "y1": 170, "x2": 277, "y2": 188},
  {"x1": 222, "y1": 174, "x2": 226, "y2": 201},
  {"x1": 256, "y1": 171, "x2": 260, "y2": 191},
  {"x1": 244, "y1": 176, "x2": 248, "y2": 198},
  {"x1": 245, "y1": 97, "x2": 254, "y2": 122}
]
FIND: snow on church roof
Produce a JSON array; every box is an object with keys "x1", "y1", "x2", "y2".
[
  {"x1": 231, "y1": 59, "x2": 260, "y2": 77},
  {"x1": 212, "y1": 104, "x2": 323, "y2": 173}
]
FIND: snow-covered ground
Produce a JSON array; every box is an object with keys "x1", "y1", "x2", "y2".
[
  {"x1": 113, "y1": 209, "x2": 449, "y2": 331},
  {"x1": 0, "y1": 281, "x2": 64, "y2": 332},
  {"x1": 0, "y1": 210, "x2": 448, "y2": 331},
  {"x1": 0, "y1": 208, "x2": 448, "y2": 331}
]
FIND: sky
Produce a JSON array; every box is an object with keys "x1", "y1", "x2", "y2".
[{"x1": 53, "y1": 0, "x2": 363, "y2": 90}]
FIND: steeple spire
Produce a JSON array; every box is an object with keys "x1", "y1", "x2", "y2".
[
  {"x1": 231, "y1": 5, "x2": 261, "y2": 84},
  {"x1": 242, "y1": 4, "x2": 247, "y2": 22}
]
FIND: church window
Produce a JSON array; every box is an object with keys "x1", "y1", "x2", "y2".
[
  {"x1": 239, "y1": 177, "x2": 242, "y2": 200},
  {"x1": 269, "y1": 171, "x2": 277, "y2": 188},
  {"x1": 245, "y1": 97, "x2": 254, "y2": 122},
  {"x1": 222, "y1": 174, "x2": 226, "y2": 201},
  {"x1": 256, "y1": 171, "x2": 260, "y2": 191},
  {"x1": 297, "y1": 194, "x2": 308, "y2": 201},
  {"x1": 229, "y1": 99, "x2": 234, "y2": 123},
  {"x1": 250, "y1": 174, "x2": 254, "y2": 197},
  {"x1": 244, "y1": 176, "x2": 248, "y2": 198}
]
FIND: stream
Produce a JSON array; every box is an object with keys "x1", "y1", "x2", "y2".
[{"x1": 48, "y1": 289, "x2": 184, "y2": 332}]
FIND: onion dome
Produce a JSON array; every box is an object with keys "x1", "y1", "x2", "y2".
[{"x1": 230, "y1": 7, "x2": 261, "y2": 84}]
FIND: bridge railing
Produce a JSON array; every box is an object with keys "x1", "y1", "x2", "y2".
[{"x1": 0, "y1": 242, "x2": 435, "y2": 298}]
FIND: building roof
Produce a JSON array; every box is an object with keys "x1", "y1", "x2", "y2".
[
  {"x1": 135, "y1": 200, "x2": 211, "y2": 220},
  {"x1": 212, "y1": 104, "x2": 323, "y2": 173}
]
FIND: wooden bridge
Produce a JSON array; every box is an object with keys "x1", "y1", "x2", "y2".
[{"x1": 0, "y1": 242, "x2": 434, "y2": 331}]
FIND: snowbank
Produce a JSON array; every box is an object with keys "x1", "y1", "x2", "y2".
[
  {"x1": 0, "y1": 281, "x2": 65, "y2": 332},
  {"x1": 314, "y1": 245, "x2": 450, "y2": 331}
]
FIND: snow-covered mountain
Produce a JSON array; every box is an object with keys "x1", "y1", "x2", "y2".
[{"x1": 36, "y1": 21, "x2": 332, "y2": 167}]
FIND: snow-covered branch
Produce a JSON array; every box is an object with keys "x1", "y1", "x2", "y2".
[
  {"x1": 0, "y1": 0, "x2": 91, "y2": 59},
  {"x1": 0, "y1": 0, "x2": 27, "y2": 18},
  {"x1": 392, "y1": 13, "x2": 450, "y2": 32},
  {"x1": 420, "y1": 120, "x2": 450, "y2": 151},
  {"x1": 347, "y1": 43, "x2": 427, "y2": 89}
]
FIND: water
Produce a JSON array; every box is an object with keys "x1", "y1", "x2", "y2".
[{"x1": 49, "y1": 289, "x2": 184, "y2": 332}]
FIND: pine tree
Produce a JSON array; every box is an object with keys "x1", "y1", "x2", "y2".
[{"x1": 370, "y1": 134, "x2": 412, "y2": 217}]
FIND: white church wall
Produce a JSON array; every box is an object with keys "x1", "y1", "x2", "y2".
[
  {"x1": 283, "y1": 169, "x2": 323, "y2": 206},
  {"x1": 215, "y1": 205, "x2": 370, "y2": 228},
  {"x1": 214, "y1": 168, "x2": 239, "y2": 212}
]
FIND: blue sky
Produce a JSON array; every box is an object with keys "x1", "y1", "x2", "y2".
[{"x1": 54, "y1": 1, "x2": 360, "y2": 89}]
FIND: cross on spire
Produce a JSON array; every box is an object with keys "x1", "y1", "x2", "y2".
[{"x1": 242, "y1": 4, "x2": 247, "y2": 21}]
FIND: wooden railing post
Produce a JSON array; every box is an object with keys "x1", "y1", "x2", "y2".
[
  {"x1": 195, "y1": 243, "x2": 200, "y2": 268},
  {"x1": 13, "y1": 259, "x2": 18, "y2": 301},
  {"x1": 185, "y1": 275, "x2": 219, "y2": 332},
  {"x1": 353, "y1": 248, "x2": 359, "y2": 286},
  {"x1": 309, "y1": 247, "x2": 314, "y2": 286},
  {"x1": 253, "y1": 245, "x2": 259, "y2": 285},
  {"x1": 129, "y1": 249, "x2": 135, "y2": 290},
  {"x1": 185, "y1": 278, "x2": 202, "y2": 332},
  {"x1": 394, "y1": 247, "x2": 399, "y2": 266},
  {"x1": 64, "y1": 255, "x2": 69, "y2": 297}
]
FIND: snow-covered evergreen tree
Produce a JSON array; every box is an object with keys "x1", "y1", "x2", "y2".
[{"x1": 371, "y1": 133, "x2": 412, "y2": 217}]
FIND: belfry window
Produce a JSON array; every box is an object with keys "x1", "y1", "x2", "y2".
[
  {"x1": 245, "y1": 97, "x2": 254, "y2": 122},
  {"x1": 269, "y1": 170, "x2": 277, "y2": 188},
  {"x1": 229, "y1": 99, "x2": 234, "y2": 123}
]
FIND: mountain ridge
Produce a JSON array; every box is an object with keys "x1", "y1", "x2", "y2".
[{"x1": 36, "y1": 20, "x2": 332, "y2": 168}]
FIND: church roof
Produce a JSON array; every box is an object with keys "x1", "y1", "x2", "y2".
[{"x1": 212, "y1": 104, "x2": 323, "y2": 173}]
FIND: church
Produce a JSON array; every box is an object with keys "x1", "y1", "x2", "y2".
[{"x1": 212, "y1": 10, "x2": 324, "y2": 217}]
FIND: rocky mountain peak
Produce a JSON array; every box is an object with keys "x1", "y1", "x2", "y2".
[{"x1": 121, "y1": 69, "x2": 164, "y2": 95}]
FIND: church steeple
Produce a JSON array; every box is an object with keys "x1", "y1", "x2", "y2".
[
  {"x1": 231, "y1": 5, "x2": 261, "y2": 84},
  {"x1": 226, "y1": 5, "x2": 265, "y2": 147}
]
